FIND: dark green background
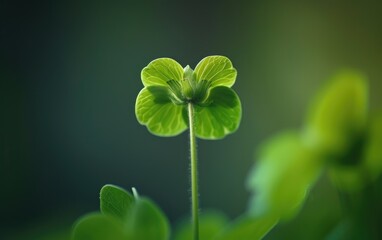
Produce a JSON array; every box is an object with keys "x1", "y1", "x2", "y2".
[{"x1": 2, "y1": 0, "x2": 382, "y2": 239}]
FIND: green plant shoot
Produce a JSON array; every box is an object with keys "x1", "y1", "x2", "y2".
[{"x1": 135, "y1": 55, "x2": 242, "y2": 240}]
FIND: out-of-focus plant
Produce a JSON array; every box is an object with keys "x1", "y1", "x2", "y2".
[{"x1": 247, "y1": 70, "x2": 382, "y2": 239}]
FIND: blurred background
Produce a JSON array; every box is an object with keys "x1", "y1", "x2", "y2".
[{"x1": 1, "y1": 0, "x2": 382, "y2": 239}]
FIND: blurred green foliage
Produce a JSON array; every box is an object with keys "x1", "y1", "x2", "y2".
[
  {"x1": 247, "y1": 131, "x2": 322, "y2": 220},
  {"x1": 173, "y1": 211, "x2": 229, "y2": 240},
  {"x1": 247, "y1": 70, "x2": 382, "y2": 239},
  {"x1": 213, "y1": 215, "x2": 278, "y2": 240},
  {"x1": 329, "y1": 113, "x2": 382, "y2": 192},
  {"x1": 72, "y1": 185, "x2": 279, "y2": 240},
  {"x1": 304, "y1": 71, "x2": 368, "y2": 159}
]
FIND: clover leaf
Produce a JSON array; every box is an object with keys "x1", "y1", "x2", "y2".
[
  {"x1": 100, "y1": 184, "x2": 134, "y2": 220},
  {"x1": 135, "y1": 56, "x2": 241, "y2": 139},
  {"x1": 72, "y1": 185, "x2": 170, "y2": 240}
]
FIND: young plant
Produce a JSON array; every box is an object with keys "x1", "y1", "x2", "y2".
[
  {"x1": 71, "y1": 56, "x2": 246, "y2": 240},
  {"x1": 135, "y1": 56, "x2": 242, "y2": 240}
]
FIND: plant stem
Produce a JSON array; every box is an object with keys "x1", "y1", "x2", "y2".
[{"x1": 188, "y1": 102, "x2": 199, "y2": 240}]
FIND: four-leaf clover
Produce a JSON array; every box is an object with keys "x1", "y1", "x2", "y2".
[{"x1": 135, "y1": 56, "x2": 242, "y2": 139}]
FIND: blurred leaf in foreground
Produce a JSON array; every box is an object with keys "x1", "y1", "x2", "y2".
[
  {"x1": 72, "y1": 213, "x2": 126, "y2": 240},
  {"x1": 124, "y1": 198, "x2": 170, "y2": 240},
  {"x1": 173, "y1": 211, "x2": 277, "y2": 240},
  {"x1": 247, "y1": 132, "x2": 322, "y2": 220},
  {"x1": 214, "y1": 215, "x2": 278, "y2": 240},
  {"x1": 173, "y1": 211, "x2": 229, "y2": 240}
]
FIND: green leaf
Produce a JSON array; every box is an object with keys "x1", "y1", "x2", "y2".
[
  {"x1": 135, "y1": 87, "x2": 187, "y2": 136},
  {"x1": 328, "y1": 166, "x2": 366, "y2": 192},
  {"x1": 247, "y1": 132, "x2": 322, "y2": 220},
  {"x1": 363, "y1": 113, "x2": 382, "y2": 180},
  {"x1": 194, "y1": 86, "x2": 241, "y2": 139},
  {"x1": 136, "y1": 56, "x2": 241, "y2": 138},
  {"x1": 303, "y1": 70, "x2": 368, "y2": 158},
  {"x1": 125, "y1": 198, "x2": 170, "y2": 240},
  {"x1": 214, "y1": 215, "x2": 278, "y2": 240},
  {"x1": 72, "y1": 186, "x2": 170, "y2": 240},
  {"x1": 100, "y1": 184, "x2": 134, "y2": 221},
  {"x1": 72, "y1": 213, "x2": 126, "y2": 240},
  {"x1": 141, "y1": 58, "x2": 184, "y2": 87},
  {"x1": 173, "y1": 211, "x2": 229, "y2": 240},
  {"x1": 329, "y1": 113, "x2": 382, "y2": 192},
  {"x1": 194, "y1": 56, "x2": 237, "y2": 88}
]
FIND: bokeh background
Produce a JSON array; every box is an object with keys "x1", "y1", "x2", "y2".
[{"x1": 2, "y1": 0, "x2": 382, "y2": 239}]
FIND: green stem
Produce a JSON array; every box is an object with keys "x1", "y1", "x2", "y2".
[{"x1": 188, "y1": 102, "x2": 199, "y2": 240}]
